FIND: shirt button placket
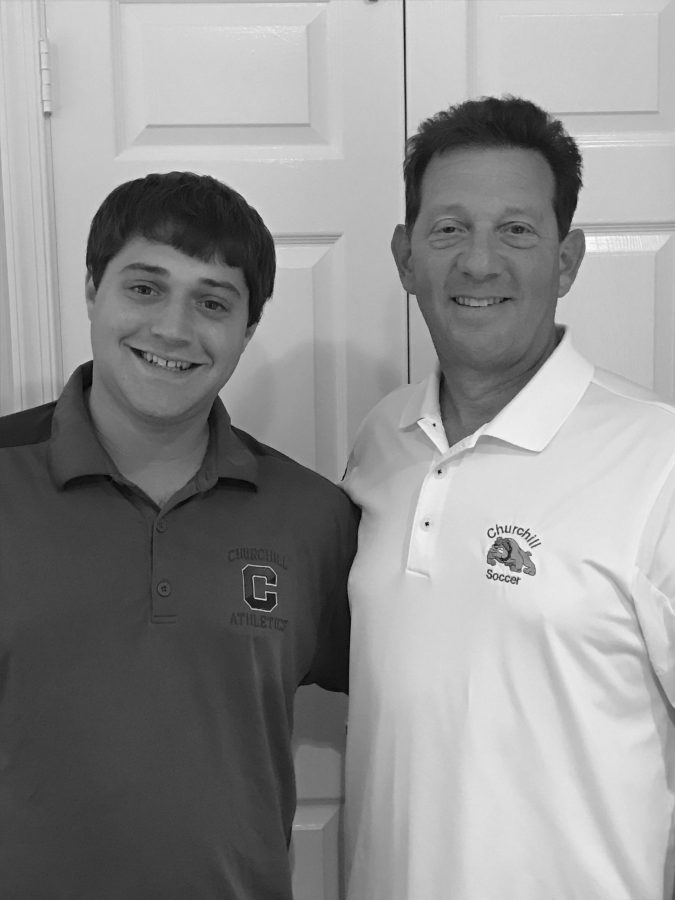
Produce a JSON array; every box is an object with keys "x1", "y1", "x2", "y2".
[{"x1": 152, "y1": 516, "x2": 176, "y2": 623}]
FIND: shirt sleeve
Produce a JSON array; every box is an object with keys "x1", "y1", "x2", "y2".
[
  {"x1": 633, "y1": 462, "x2": 675, "y2": 707},
  {"x1": 301, "y1": 492, "x2": 359, "y2": 694}
]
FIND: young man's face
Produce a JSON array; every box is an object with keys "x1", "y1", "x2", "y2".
[
  {"x1": 392, "y1": 146, "x2": 585, "y2": 378},
  {"x1": 86, "y1": 237, "x2": 256, "y2": 428}
]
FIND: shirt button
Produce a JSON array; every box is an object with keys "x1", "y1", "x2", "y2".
[
  {"x1": 421, "y1": 518, "x2": 432, "y2": 530},
  {"x1": 156, "y1": 519, "x2": 168, "y2": 533},
  {"x1": 157, "y1": 580, "x2": 171, "y2": 597},
  {"x1": 434, "y1": 467, "x2": 445, "y2": 478}
]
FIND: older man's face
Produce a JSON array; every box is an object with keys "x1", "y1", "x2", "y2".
[{"x1": 393, "y1": 146, "x2": 584, "y2": 378}]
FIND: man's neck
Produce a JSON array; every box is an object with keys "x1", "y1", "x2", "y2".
[
  {"x1": 87, "y1": 384, "x2": 210, "y2": 506},
  {"x1": 438, "y1": 346, "x2": 555, "y2": 447}
]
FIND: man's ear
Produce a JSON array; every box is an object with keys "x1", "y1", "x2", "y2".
[
  {"x1": 557, "y1": 228, "x2": 585, "y2": 298},
  {"x1": 85, "y1": 272, "x2": 96, "y2": 320},
  {"x1": 243, "y1": 321, "x2": 258, "y2": 349},
  {"x1": 391, "y1": 224, "x2": 417, "y2": 295}
]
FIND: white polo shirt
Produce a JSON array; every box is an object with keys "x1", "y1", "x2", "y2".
[{"x1": 343, "y1": 331, "x2": 675, "y2": 900}]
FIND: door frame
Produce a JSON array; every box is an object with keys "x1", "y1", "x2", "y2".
[{"x1": 0, "y1": 0, "x2": 62, "y2": 413}]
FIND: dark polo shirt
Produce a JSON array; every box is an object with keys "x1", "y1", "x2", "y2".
[{"x1": 0, "y1": 363, "x2": 357, "y2": 900}]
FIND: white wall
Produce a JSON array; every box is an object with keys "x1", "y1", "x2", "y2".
[{"x1": 0, "y1": 148, "x2": 14, "y2": 414}]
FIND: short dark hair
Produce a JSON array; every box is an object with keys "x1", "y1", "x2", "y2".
[
  {"x1": 404, "y1": 96, "x2": 583, "y2": 239},
  {"x1": 86, "y1": 171, "x2": 275, "y2": 326}
]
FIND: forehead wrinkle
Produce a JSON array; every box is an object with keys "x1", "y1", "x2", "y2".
[{"x1": 421, "y1": 150, "x2": 556, "y2": 219}]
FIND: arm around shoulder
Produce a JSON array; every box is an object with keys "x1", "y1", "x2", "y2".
[
  {"x1": 633, "y1": 461, "x2": 675, "y2": 707},
  {"x1": 302, "y1": 489, "x2": 359, "y2": 694}
]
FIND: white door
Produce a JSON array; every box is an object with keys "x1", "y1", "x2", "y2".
[
  {"x1": 406, "y1": 0, "x2": 675, "y2": 400},
  {"x1": 47, "y1": 0, "x2": 406, "y2": 480},
  {"x1": 44, "y1": 1, "x2": 406, "y2": 897}
]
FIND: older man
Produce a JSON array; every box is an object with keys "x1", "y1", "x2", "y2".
[{"x1": 343, "y1": 97, "x2": 675, "y2": 900}]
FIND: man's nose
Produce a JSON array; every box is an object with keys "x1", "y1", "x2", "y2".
[
  {"x1": 457, "y1": 231, "x2": 502, "y2": 280},
  {"x1": 150, "y1": 295, "x2": 192, "y2": 343}
]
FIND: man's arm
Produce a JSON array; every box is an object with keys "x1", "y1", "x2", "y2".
[
  {"x1": 633, "y1": 461, "x2": 675, "y2": 706},
  {"x1": 301, "y1": 494, "x2": 359, "y2": 694}
]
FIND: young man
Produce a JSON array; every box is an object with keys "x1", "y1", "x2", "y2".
[
  {"x1": 343, "y1": 97, "x2": 675, "y2": 899},
  {"x1": 0, "y1": 172, "x2": 357, "y2": 899}
]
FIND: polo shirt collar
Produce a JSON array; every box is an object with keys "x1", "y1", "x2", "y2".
[
  {"x1": 206, "y1": 401, "x2": 258, "y2": 485},
  {"x1": 49, "y1": 362, "x2": 258, "y2": 489},
  {"x1": 48, "y1": 363, "x2": 116, "y2": 487},
  {"x1": 399, "y1": 329, "x2": 594, "y2": 452},
  {"x1": 399, "y1": 368, "x2": 442, "y2": 431}
]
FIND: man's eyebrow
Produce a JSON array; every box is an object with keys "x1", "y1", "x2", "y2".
[
  {"x1": 119, "y1": 264, "x2": 242, "y2": 296},
  {"x1": 426, "y1": 203, "x2": 465, "y2": 215},
  {"x1": 120, "y1": 263, "x2": 169, "y2": 276},
  {"x1": 501, "y1": 205, "x2": 544, "y2": 219},
  {"x1": 199, "y1": 277, "x2": 242, "y2": 296},
  {"x1": 426, "y1": 204, "x2": 542, "y2": 218}
]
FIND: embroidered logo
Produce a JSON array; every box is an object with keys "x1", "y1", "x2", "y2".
[
  {"x1": 227, "y1": 547, "x2": 289, "y2": 632},
  {"x1": 486, "y1": 536, "x2": 536, "y2": 575},
  {"x1": 242, "y1": 564, "x2": 278, "y2": 612},
  {"x1": 227, "y1": 546, "x2": 287, "y2": 570},
  {"x1": 484, "y1": 524, "x2": 540, "y2": 585}
]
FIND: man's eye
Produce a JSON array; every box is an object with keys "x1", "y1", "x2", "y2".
[
  {"x1": 501, "y1": 224, "x2": 539, "y2": 247},
  {"x1": 429, "y1": 222, "x2": 465, "y2": 246},
  {"x1": 435, "y1": 223, "x2": 462, "y2": 234},
  {"x1": 131, "y1": 284, "x2": 156, "y2": 296},
  {"x1": 201, "y1": 298, "x2": 227, "y2": 313}
]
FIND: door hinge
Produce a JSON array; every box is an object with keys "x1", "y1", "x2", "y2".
[{"x1": 39, "y1": 38, "x2": 52, "y2": 116}]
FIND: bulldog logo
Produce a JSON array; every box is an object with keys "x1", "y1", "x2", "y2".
[{"x1": 486, "y1": 536, "x2": 536, "y2": 576}]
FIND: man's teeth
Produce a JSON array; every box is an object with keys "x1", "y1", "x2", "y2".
[
  {"x1": 140, "y1": 351, "x2": 192, "y2": 371},
  {"x1": 453, "y1": 296, "x2": 507, "y2": 307}
]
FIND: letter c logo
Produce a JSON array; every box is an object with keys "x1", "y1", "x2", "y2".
[{"x1": 242, "y1": 564, "x2": 278, "y2": 612}]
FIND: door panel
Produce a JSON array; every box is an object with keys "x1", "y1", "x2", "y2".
[
  {"x1": 560, "y1": 232, "x2": 675, "y2": 396},
  {"x1": 45, "y1": 2, "x2": 405, "y2": 895},
  {"x1": 406, "y1": 0, "x2": 675, "y2": 400}
]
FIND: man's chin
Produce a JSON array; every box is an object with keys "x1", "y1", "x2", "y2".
[{"x1": 123, "y1": 391, "x2": 209, "y2": 429}]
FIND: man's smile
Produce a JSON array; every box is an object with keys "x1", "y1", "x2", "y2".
[
  {"x1": 130, "y1": 346, "x2": 200, "y2": 372},
  {"x1": 452, "y1": 295, "x2": 511, "y2": 307}
]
